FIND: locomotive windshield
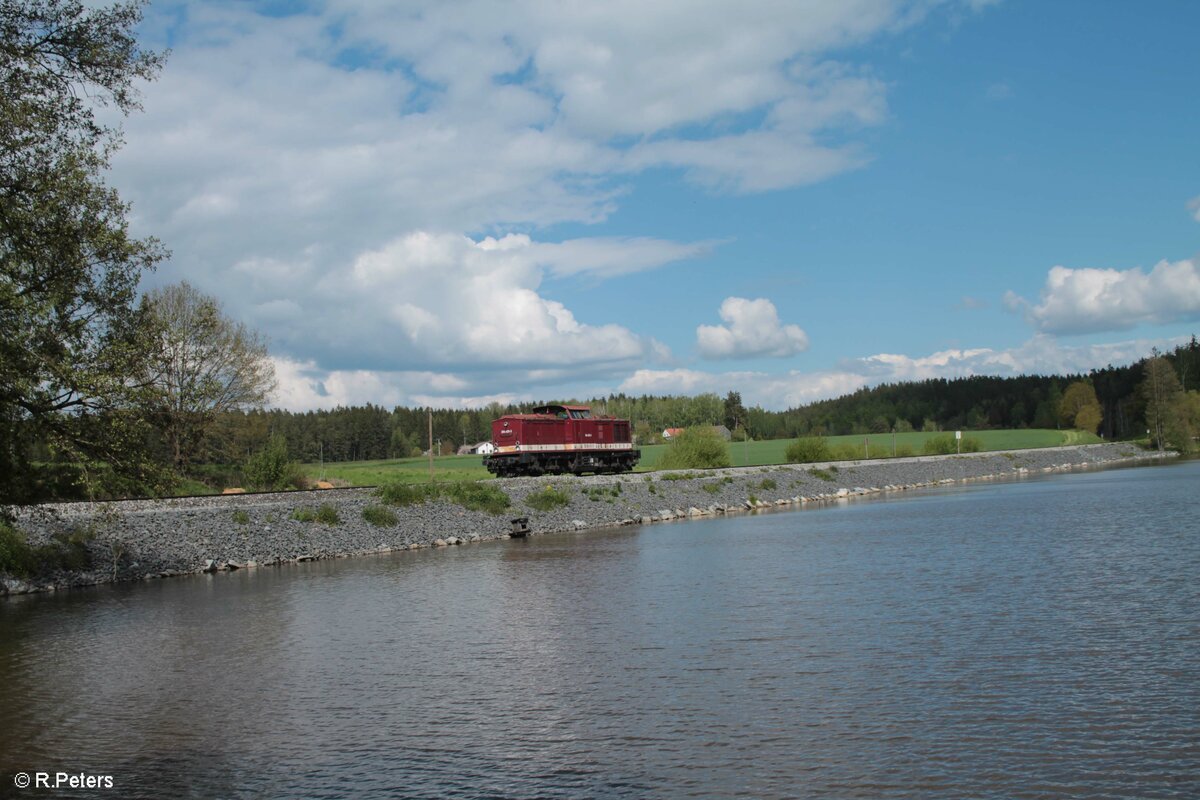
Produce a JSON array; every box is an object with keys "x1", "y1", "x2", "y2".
[{"x1": 531, "y1": 404, "x2": 592, "y2": 419}]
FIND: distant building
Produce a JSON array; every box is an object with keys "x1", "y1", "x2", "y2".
[
  {"x1": 663, "y1": 427, "x2": 685, "y2": 439},
  {"x1": 475, "y1": 441, "x2": 496, "y2": 455},
  {"x1": 710, "y1": 424, "x2": 732, "y2": 441}
]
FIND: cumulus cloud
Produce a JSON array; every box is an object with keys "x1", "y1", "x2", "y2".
[
  {"x1": 99, "y1": 1, "x2": 998, "y2": 407},
  {"x1": 614, "y1": 333, "x2": 1188, "y2": 412},
  {"x1": 696, "y1": 297, "x2": 809, "y2": 359},
  {"x1": 1010, "y1": 259, "x2": 1200, "y2": 334}
]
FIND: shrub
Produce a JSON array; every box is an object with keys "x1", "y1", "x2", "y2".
[
  {"x1": 657, "y1": 427, "x2": 732, "y2": 470},
  {"x1": 292, "y1": 504, "x2": 340, "y2": 525},
  {"x1": 362, "y1": 505, "x2": 399, "y2": 527},
  {"x1": 831, "y1": 444, "x2": 861, "y2": 461},
  {"x1": 232, "y1": 510, "x2": 250, "y2": 525},
  {"x1": 702, "y1": 482, "x2": 723, "y2": 494},
  {"x1": 375, "y1": 481, "x2": 510, "y2": 514},
  {"x1": 922, "y1": 435, "x2": 983, "y2": 455},
  {"x1": 525, "y1": 486, "x2": 571, "y2": 511},
  {"x1": 244, "y1": 433, "x2": 302, "y2": 491},
  {"x1": 375, "y1": 482, "x2": 436, "y2": 506},
  {"x1": 0, "y1": 522, "x2": 36, "y2": 576},
  {"x1": 0, "y1": 523, "x2": 95, "y2": 577},
  {"x1": 660, "y1": 471, "x2": 699, "y2": 481},
  {"x1": 894, "y1": 444, "x2": 914, "y2": 458},
  {"x1": 442, "y1": 482, "x2": 511, "y2": 515},
  {"x1": 760, "y1": 478, "x2": 777, "y2": 490},
  {"x1": 809, "y1": 468, "x2": 835, "y2": 482}
]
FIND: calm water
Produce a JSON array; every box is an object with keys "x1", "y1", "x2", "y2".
[{"x1": 1, "y1": 462, "x2": 1197, "y2": 799}]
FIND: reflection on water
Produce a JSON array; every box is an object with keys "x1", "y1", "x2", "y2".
[{"x1": 1, "y1": 462, "x2": 1198, "y2": 798}]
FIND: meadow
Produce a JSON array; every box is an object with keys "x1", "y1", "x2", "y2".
[{"x1": 300, "y1": 429, "x2": 1103, "y2": 487}]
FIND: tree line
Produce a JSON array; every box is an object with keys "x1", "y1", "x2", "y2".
[
  {"x1": 2, "y1": 2, "x2": 1196, "y2": 506},
  {"x1": 188, "y1": 337, "x2": 1198, "y2": 470}
]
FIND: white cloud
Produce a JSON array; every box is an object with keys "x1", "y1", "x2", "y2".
[
  {"x1": 697, "y1": 297, "x2": 809, "y2": 359},
  {"x1": 617, "y1": 333, "x2": 1187, "y2": 411},
  {"x1": 528, "y1": 237, "x2": 719, "y2": 279},
  {"x1": 1189, "y1": 195, "x2": 1200, "y2": 222},
  {"x1": 102, "y1": 0, "x2": 1000, "y2": 408},
  {"x1": 1011, "y1": 259, "x2": 1200, "y2": 334}
]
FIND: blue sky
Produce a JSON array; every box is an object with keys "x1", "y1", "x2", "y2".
[{"x1": 112, "y1": 0, "x2": 1200, "y2": 410}]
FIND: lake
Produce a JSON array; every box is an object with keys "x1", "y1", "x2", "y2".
[{"x1": 1, "y1": 461, "x2": 1197, "y2": 798}]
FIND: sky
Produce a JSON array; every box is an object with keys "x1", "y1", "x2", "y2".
[{"x1": 110, "y1": 0, "x2": 1200, "y2": 411}]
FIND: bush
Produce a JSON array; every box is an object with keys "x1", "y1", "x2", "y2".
[
  {"x1": 375, "y1": 482, "x2": 436, "y2": 506},
  {"x1": 894, "y1": 444, "x2": 914, "y2": 458},
  {"x1": 922, "y1": 435, "x2": 983, "y2": 455},
  {"x1": 244, "y1": 434, "x2": 302, "y2": 491},
  {"x1": 232, "y1": 510, "x2": 250, "y2": 525},
  {"x1": 657, "y1": 427, "x2": 732, "y2": 470},
  {"x1": 785, "y1": 437, "x2": 833, "y2": 463},
  {"x1": 362, "y1": 505, "x2": 399, "y2": 527},
  {"x1": 292, "y1": 504, "x2": 340, "y2": 525},
  {"x1": 525, "y1": 486, "x2": 571, "y2": 511},
  {"x1": 760, "y1": 478, "x2": 777, "y2": 490},
  {"x1": 831, "y1": 444, "x2": 861, "y2": 461},
  {"x1": 442, "y1": 482, "x2": 511, "y2": 515},
  {"x1": 809, "y1": 468, "x2": 835, "y2": 482},
  {"x1": 0, "y1": 521, "x2": 36, "y2": 576},
  {"x1": 0, "y1": 522, "x2": 95, "y2": 577},
  {"x1": 375, "y1": 481, "x2": 510, "y2": 515}
]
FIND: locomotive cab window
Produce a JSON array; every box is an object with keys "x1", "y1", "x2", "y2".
[{"x1": 569, "y1": 410, "x2": 591, "y2": 419}]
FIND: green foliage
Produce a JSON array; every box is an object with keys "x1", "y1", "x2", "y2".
[
  {"x1": 657, "y1": 427, "x2": 732, "y2": 470},
  {"x1": 785, "y1": 437, "x2": 833, "y2": 463},
  {"x1": 701, "y1": 482, "x2": 723, "y2": 494},
  {"x1": 0, "y1": 0, "x2": 169, "y2": 506},
  {"x1": 1060, "y1": 380, "x2": 1103, "y2": 433},
  {"x1": 525, "y1": 486, "x2": 571, "y2": 512},
  {"x1": 375, "y1": 482, "x2": 437, "y2": 506},
  {"x1": 292, "y1": 504, "x2": 340, "y2": 525},
  {"x1": 583, "y1": 484, "x2": 623, "y2": 501},
  {"x1": 143, "y1": 282, "x2": 276, "y2": 469},
  {"x1": 361, "y1": 504, "x2": 399, "y2": 527},
  {"x1": 244, "y1": 434, "x2": 301, "y2": 491},
  {"x1": 0, "y1": 522, "x2": 36, "y2": 576},
  {"x1": 922, "y1": 435, "x2": 982, "y2": 455},
  {"x1": 232, "y1": 510, "x2": 250, "y2": 525},
  {"x1": 0, "y1": 522, "x2": 95, "y2": 578},
  {"x1": 759, "y1": 478, "x2": 777, "y2": 490},
  {"x1": 660, "y1": 471, "x2": 700, "y2": 481},
  {"x1": 894, "y1": 444, "x2": 915, "y2": 458},
  {"x1": 442, "y1": 482, "x2": 511, "y2": 515},
  {"x1": 809, "y1": 468, "x2": 835, "y2": 482},
  {"x1": 375, "y1": 480, "x2": 510, "y2": 514}
]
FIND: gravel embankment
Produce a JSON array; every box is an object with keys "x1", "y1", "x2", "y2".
[{"x1": 1, "y1": 443, "x2": 1174, "y2": 596}]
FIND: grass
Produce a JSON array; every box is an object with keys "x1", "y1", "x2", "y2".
[
  {"x1": 296, "y1": 428, "x2": 1104, "y2": 487},
  {"x1": 361, "y1": 504, "x2": 399, "y2": 527},
  {"x1": 374, "y1": 480, "x2": 511, "y2": 515},
  {"x1": 636, "y1": 428, "x2": 1102, "y2": 470},
  {"x1": 525, "y1": 486, "x2": 571, "y2": 511},
  {"x1": 292, "y1": 504, "x2": 341, "y2": 524}
]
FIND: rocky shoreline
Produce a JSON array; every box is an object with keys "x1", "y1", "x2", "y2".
[{"x1": 1, "y1": 443, "x2": 1175, "y2": 596}]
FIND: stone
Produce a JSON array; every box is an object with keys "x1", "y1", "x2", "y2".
[
  {"x1": 202, "y1": 559, "x2": 217, "y2": 573},
  {"x1": 433, "y1": 539, "x2": 447, "y2": 547}
]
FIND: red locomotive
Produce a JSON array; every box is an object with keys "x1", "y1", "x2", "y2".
[{"x1": 483, "y1": 404, "x2": 640, "y2": 477}]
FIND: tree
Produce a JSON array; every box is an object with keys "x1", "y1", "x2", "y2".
[
  {"x1": 1059, "y1": 381, "x2": 1103, "y2": 432},
  {"x1": 1141, "y1": 354, "x2": 1184, "y2": 452},
  {"x1": 0, "y1": 0, "x2": 167, "y2": 503},
  {"x1": 723, "y1": 391, "x2": 746, "y2": 434},
  {"x1": 243, "y1": 433, "x2": 299, "y2": 491},
  {"x1": 143, "y1": 282, "x2": 276, "y2": 469}
]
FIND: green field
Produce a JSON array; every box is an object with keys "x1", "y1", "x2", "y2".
[{"x1": 301, "y1": 429, "x2": 1103, "y2": 487}]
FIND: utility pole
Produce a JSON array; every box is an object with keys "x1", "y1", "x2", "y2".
[{"x1": 428, "y1": 408, "x2": 434, "y2": 481}]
